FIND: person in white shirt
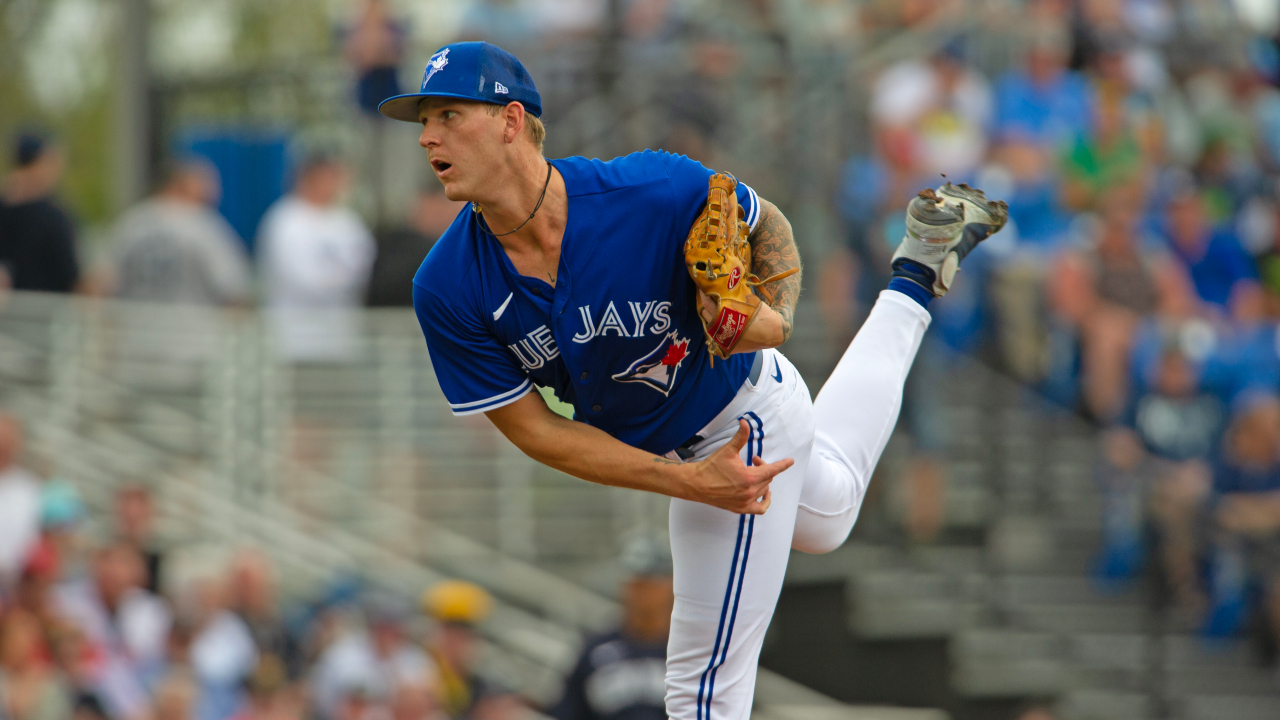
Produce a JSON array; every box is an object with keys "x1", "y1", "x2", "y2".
[
  {"x1": 0, "y1": 414, "x2": 41, "y2": 590},
  {"x1": 53, "y1": 543, "x2": 172, "y2": 720},
  {"x1": 310, "y1": 593, "x2": 437, "y2": 720},
  {"x1": 172, "y1": 562, "x2": 259, "y2": 720},
  {"x1": 871, "y1": 42, "x2": 994, "y2": 180},
  {"x1": 258, "y1": 153, "x2": 376, "y2": 363}
]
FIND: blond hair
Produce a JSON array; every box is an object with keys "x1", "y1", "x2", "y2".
[{"x1": 487, "y1": 103, "x2": 545, "y2": 152}]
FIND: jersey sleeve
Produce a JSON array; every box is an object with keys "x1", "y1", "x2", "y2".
[
  {"x1": 661, "y1": 152, "x2": 763, "y2": 233},
  {"x1": 413, "y1": 282, "x2": 532, "y2": 415}
]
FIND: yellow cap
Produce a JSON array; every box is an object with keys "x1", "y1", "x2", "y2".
[{"x1": 421, "y1": 580, "x2": 493, "y2": 625}]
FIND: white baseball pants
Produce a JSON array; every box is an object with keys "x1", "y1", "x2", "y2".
[{"x1": 663, "y1": 290, "x2": 931, "y2": 719}]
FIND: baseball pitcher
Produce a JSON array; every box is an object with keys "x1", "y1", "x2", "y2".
[{"x1": 379, "y1": 42, "x2": 1006, "y2": 719}]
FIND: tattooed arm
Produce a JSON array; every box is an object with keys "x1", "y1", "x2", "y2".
[
  {"x1": 747, "y1": 198, "x2": 802, "y2": 344},
  {"x1": 695, "y1": 197, "x2": 803, "y2": 351}
]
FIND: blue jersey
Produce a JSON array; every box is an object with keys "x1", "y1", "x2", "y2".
[{"x1": 412, "y1": 150, "x2": 763, "y2": 454}]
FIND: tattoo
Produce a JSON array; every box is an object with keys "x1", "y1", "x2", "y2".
[
  {"x1": 747, "y1": 199, "x2": 802, "y2": 343},
  {"x1": 653, "y1": 457, "x2": 681, "y2": 465}
]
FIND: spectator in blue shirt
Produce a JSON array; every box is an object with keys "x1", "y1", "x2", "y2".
[
  {"x1": 993, "y1": 25, "x2": 1095, "y2": 147},
  {"x1": 1201, "y1": 282, "x2": 1280, "y2": 405},
  {"x1": 829, "y1": 125, "x2": 930, "y2": 324},
  {"x1": 1205, "y1": 394, "x2": 1280, "y2": 648},
  {"x1": 1097, "y1": 343, "x2": 1222, "y2": 590},
  {"x1": 1163, "y1": 189, "x2": 1257, "y2": 309},
  {"x1": 990, "y1": 24, "x2": 1094, "y2": 246}
]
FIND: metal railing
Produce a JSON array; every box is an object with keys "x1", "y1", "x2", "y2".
[
  {"x1": 0, "y1": 289, "x2": 912, "y2": 716},
  {"x1": 0, "y1": 291, "x2": 675, "y2": 573}
]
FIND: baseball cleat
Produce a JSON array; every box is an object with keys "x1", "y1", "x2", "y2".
[
  {"x1": 890, "y1": 189, "x2": 965, "y2": 297},
  {"x1": 937, "y1": 180, "x2": 1009, "y2": 247},
  {"x1": 890, "y1": 183, "x2": 1008, "y2": 297}
]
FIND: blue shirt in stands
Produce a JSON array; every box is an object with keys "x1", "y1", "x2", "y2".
[
  {"x1": 1169, "y1": 229, "x2": 1257, "y2": 307},
  {"x1": 1214, "y1": 459, "x2": 1280, "y2": 496},
  {"x1": 412, "y1": 150, "x2": 762, "y2": 455},
  {"x1": 993, "y1": 68, "x2": 1094, "y2": 146},
  {"x1": 1201, "y1": 324, "x2": 1280, "y2": 404}
]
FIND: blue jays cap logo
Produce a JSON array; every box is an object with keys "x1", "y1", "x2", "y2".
[
  {"x1": 379, "y1": 42, "x2": 543, "y2": 122},
  {"x1": 612, "y1": 332, "x2": 690, "y2": 396},
  {"x1": 422, "y1": 48, "x2": 450, "y2": 88}
]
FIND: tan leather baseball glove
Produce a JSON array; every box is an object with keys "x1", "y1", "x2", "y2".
[{"x1": 684, "y1": 173, "x2": 796, "y2": 362}]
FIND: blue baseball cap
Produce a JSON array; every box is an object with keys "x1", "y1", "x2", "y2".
[{"x1": 379, "y1": 41, "x2": 543, "y2": 122}]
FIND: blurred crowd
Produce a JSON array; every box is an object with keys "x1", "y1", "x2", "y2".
[
  {"x1": 818, "y1": 0, "x2": 1280, "y2": 668},
  {"x1": 0, "y1": 407, "x2": 678, "y2": 720},
  {"x1": 0, "y1": 409, "x2": 521, "y2": 720}
]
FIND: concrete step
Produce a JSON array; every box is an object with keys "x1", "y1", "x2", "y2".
[
  {"x1": 953, "y1": 628, "x2": 1062, "y2": 662},
  {"x1": 849, "y1": 570, "x2": 987, "y2": 639},
  {"x1": 996, "y1": 576, "x2": 1142, "y2": 608},
  {"x1": 1069, "y1": 633, "x2": 1148, "y2": 673},
  {"x1": 951, "y1": 658, "x2": 1073, "y2": 697},
  {"x1": 1175, "y1": 693, "x2": 1280, "y2": 720},
  {"x1": 1008, "y1": 602, "x2": 1148, "y2": 634},
  {"x1": 1162, "y1": 666, "x2": 1278, "y2": 697},
  {"x1": 1055, "y1": 689, "x2": 1151, "y2": 720},
  {"x1": 1163, "y1": 635, "x2": 1258, "y2": 669}
]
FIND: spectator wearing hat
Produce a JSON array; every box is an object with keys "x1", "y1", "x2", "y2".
[
  {"x1": 71, "y1": 693, "x2": 111, "y2": 720},
  {"x1": 36, "y1": 479, "x2": 88, "y2": 592},
  {"x1": 420, "y1": 581, "x2": 517, "y2": 720},
  {"x1": 0, "y1": 133, "x2": 80, "y2": 293},
  {"x1": 549, "y1": 540, "x2": 671, "y2": 720},
  {"x1": 309, "y1": 592, "x2": 436, "y2": 720},
  {"x1": 258, "y1": 152, "x2": 375, "y2": 363}
]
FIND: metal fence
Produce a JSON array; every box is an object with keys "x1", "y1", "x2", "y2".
[
  {"x1": 0, "y1": 290, "x2": 922, "y2": 716},
  {"x1": 0, "y1": 291, "x2": 680, "y2": 577}
]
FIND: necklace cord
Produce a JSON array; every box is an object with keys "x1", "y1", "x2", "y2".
[{"x1": 475, "y1": 161, "x2": 553, "y2": 238}]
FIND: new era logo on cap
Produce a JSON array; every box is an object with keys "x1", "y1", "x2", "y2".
[{"x1": 378, "y1": 41, "x2": 543, "y2": 122}]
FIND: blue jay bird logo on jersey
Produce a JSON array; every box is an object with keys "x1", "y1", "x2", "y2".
[
  {"x1": 612, "y1": 332, "x2": 690, "y2": 396},
  {"x1": 422, "y1": 48, "x2": 450, "y2": 87}
]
